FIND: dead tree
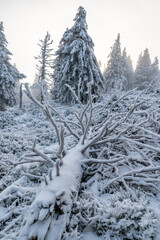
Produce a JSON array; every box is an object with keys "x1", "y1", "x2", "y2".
[{"x1": 13, "y1": 85, "x2": 160, "y2": 239}]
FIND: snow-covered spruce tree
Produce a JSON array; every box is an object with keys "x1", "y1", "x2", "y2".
[
  {"x1": 104, "y1": 34, "x2": 127, "y2": 93},
  {"x1": 35, "y1": 31, "x2": 53, "y2": 103},
  {"x1": 149, "y1": 57, "x2": 160, "y2": 88},
  {"x1": 30, "y1": 73, "x2": 41, "y2": 102},
  {"x1": 0, "y1": 22, "x2": 25, "y2": 109},
  {"x1": 122, "y1": 48, "x2": 134, "y2": 90},
  {"x1": 134, "y1": 48, "x2": 152, "y2": 90},
  {"x1": 52, "y1": 6, "x2": 104, "y2": 104}
]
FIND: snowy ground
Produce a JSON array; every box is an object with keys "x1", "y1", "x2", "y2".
[{"x1": 1, "y1": 89, "x2": 160, "y2": 239}]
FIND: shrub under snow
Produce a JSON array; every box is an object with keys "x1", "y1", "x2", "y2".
[{"x1": 63, "y1": 191, "x2": 157, "y2": 240}]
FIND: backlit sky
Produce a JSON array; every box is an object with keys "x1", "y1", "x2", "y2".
[{"x1": 1, "y1": 0, "x2": 160, "y2": 83}]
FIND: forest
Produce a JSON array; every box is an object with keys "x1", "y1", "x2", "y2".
[{"x1": 1, "y1": 6, "x2": 160, "y2": 240}]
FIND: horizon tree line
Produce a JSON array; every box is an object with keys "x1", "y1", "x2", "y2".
[
  {"x1": 103, "y1": 33, "x2": 160, "y2": 93},
  {"x1": 0, "y1": 6, "x2": 160, "y2": 109}
]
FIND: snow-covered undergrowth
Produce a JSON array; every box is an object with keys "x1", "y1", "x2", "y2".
[
  {"x1": 1, "y1": 89, "x2": 160, "y2": 239},
  {"x1": 63, "y1": 191, "x2": 157, "y2": 240}
]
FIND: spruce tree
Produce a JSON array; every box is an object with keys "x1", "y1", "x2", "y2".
[
  {"x1": 135, "y1": 48, "x2": 151, "y2": 89},
  {"x1": 150, "y1": 57, "x2": 160, "y2": 87},
  {"x1": 0, "y1": 22, "x2": 25, "y2": 109},
  {"x1": 104, "y1": 34, "x2": 127, "y2": 92},
  {"x1": 52, "y1": 6, "x2": 104, "y2": 104},
  {"x1": 30, "y1": 74, "x2": 41, "y2": 102},
  {"x1": 35, "y1": 32, "x2": 53, "y2": 103},
  {"x1": 121, "y1": 48, "x2": 134, "y2": 90}
]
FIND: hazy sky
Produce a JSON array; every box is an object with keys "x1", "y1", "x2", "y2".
[{"x1": 1, "y1": 0, "x2": 160, "y2": 83}]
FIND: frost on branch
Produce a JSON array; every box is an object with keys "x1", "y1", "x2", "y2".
[
  {"x1": 20, "y1": 85, "x2": 160, "y2": 239},
  {"x1": 19, "y1": 147, "x2": 83, "y2": 240},
  {"x1": 18, "y1": 85, "x2": 84, "y2": 240}
]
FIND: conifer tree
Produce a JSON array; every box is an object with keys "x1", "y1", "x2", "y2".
[
  {"x1": 127, "y1": 55, "x2": 134, "y2": 89},
  {"x1": 98, "y1": 60, "x2": 102, "y2": 69},
  {"x1": 104, "y1": 34, "x2": 127, "y2": 92},
  {"x1": 122, "y1": 48, "x2": 134, "y2": 90},
  {"x1": 150, "y1": 57, "x2": 160, "y2": 87},
  {"x1": 52, "y1": 6, "x2": 104, "y2": 104},
  {"x1": 30, "y1": 73, "x2": 41, "y2": 101},
  {"x1": 134, "y1": 48, "x2": 151, "y2": 89},
  {"x1": 35, "y1": 32, "x2": 53, "y2": 103},
  {"x1": 0, "y1": 22, "x2": 25, "y2": 109}
]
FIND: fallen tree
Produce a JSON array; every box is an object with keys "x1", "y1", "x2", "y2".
[{"x1": 1, "y1": 86, "x2": 160, "y2": 239}]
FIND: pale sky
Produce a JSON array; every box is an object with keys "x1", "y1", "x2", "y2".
[{"x1": 0, "y1": 0, "x2": 160, "y2": 83}]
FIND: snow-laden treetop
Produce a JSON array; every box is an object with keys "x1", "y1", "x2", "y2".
[
  {"x1": 0, "y1": 22, "x2": 12, "y2": 61},
  {"x1": 0, "y1": 21, "x2": 26, "y2": 107},
  {"x1": 72, "y1": 6, "x2": 93, "y2": 46}
]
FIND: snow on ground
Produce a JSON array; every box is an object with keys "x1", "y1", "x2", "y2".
[
  {"x1": 82, "y1": 227, "x2": 103, "y2": 240},
  {"x1": 1, "y1": 90, "x2": 160, "y2": 239}
]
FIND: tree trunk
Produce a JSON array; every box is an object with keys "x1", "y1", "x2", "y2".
[
  {"x1": 19, "y1": 83, "x2": 23, "y2": 108},
  {"x1": 18, "y1": 146, "x2": 84, "y2": 240}
]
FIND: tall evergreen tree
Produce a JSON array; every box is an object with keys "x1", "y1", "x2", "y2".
[
  {"x1": 30, "y1": 73, "x2": 41, "y2": 102},
  {"x1": 150, "y1": 57, "x2": 160, "y2": 87},
  {"x1": 35, "y1": 32, "x2": 53, "y2": 103},
  {"x1": 134, "y1": 48, "x2": 151, "y2": 89},
  {"x1": 52, "y1": 6, "x2": 104, "y2": 104},
  {"x1": 98, "y1": 60, "x2": 102, "y2": 69},
  {"x1": 121, "y1": 48, "x2": 134, "y2": 90},
  {"x1": 104, "y1": 34, "x2": 127, "y2": 92},
  {"x1": 134, "y1": 52, "x2": 142, "y2": 88},
  {"x1": 0, "y1": 22, "x2": 25, "y2": 109},
  {"x1": 127, "y1": 55, "x2": 134, "y2": 89}
]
